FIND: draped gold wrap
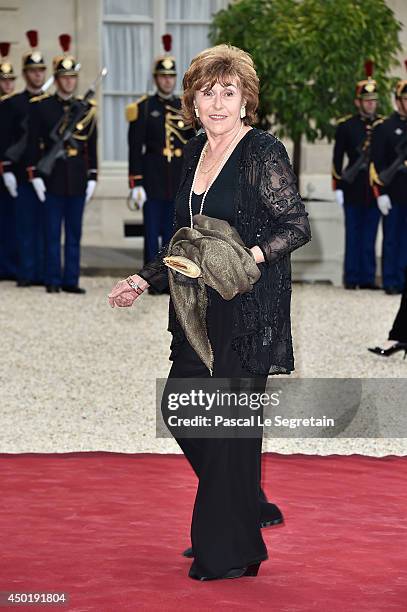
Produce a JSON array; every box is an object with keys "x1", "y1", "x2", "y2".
[{"x1": 164, "y1": 214, "x2": 261, "y2": 375}]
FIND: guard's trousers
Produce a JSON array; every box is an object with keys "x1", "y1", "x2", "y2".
[
  {"x1": 44, "y1": 193, "x2": 85, "y2": 287},
  {"x1": 343, "y1": 202, "x2": 380, "y2": 286},
  {"x1": 143, "y1": 198, "x2": 175, "y2": 265}
]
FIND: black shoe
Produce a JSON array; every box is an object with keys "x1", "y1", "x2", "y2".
[
  {"x1": 188, "y1": 560, "x2": 263, "y2": 581},
  {"x1": 0, "y1": 275, "x2": 16, "y2": 281},
  {"x1": 62, "y1": 285, "x2": 86, "y2": 294},
  {"x1": 46, "y1": 285, "x2": 60, "y2": 293},
  {"x1": 345, "y1": 283, "x2": 358, "y2": 290},
  {"x1": 359, "y1": 283, "x2": 381, "y2": 290},
  {"x1": 368, "y1": 342, "x2": 407, "y2": 358},
  {"x1": 182, "y1": 502, "x2": 283, "y2": 558},
  {"x1": 16, "y1": 280, "x2": 31, "y2": 287},
  {"x1": 260, "y1": 502, "x2": 284, "y2": 527},
  {"x1": 384, "y1": 287, "x2": 402, "y2": 295}
]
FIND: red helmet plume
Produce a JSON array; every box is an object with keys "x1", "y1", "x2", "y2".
[
  {"x1": 26, "y1": 30, "x2": 38, "y2": 48},
  {"x1": 59, "y1": 34, "x2": 71, "y2": 53},
  {"x1": 364, "y1": 60, "x2": 374, "y2": 78},
  {"x1": 162, "y1": 34, "x2": 172, "y2": 53},
  {"x1": 0, "y1": 42, "x2": 10, "y2": 58}
]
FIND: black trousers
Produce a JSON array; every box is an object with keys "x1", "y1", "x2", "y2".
[
  {"x1": 161, "y1": 288, "x2": 268, "y2": 577},
  {"x1": 388, "y1": 267, "x2": 407, "y2": 343}
]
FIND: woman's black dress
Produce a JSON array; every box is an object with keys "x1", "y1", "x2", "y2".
[
  {"x1": 174, "y1": 131, "x2": 257, "y2": 375},
  {"x1": 162, "y1": 131, "x2": 269, "y2": 578}
]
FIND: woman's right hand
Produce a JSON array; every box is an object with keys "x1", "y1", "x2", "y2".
[{"x1": 108, "y1": 274, "x2": 149, "y2": 308}]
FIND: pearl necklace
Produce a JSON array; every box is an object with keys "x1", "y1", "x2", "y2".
[{"x1": 188, "y1": 122, "x2": 244, "y2": 228}]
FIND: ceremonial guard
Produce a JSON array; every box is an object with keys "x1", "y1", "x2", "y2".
[
  {"x1": 0, "y1": 42, "x2": 18, "y2": 280},
  {"x1": 370, "y1": 61, "x2": 407, "y2": 295},
  {"x1": 0, "y1": 43, "x2": 16, "y2": 97},
  {"x1": 25, "y1": 34, "x2": 98, "y2": 294},
  {"x1": 0, "y1": 31, "x2": 48, "y2": 287},
  {"x1": 332, "y1": 61, "x2": 382, "y2": 290},
  {"x1": 126, "y1": 34, "x2": 194, "y2": 293}
]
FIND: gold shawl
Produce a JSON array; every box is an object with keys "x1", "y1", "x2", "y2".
[{"x1": 163, "y1": 214, "x2": 261, "y2": 375}]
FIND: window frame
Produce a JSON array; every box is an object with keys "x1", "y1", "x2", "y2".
[{"x1": 101, "y1": 0, "x2": 228, "y2": 165}]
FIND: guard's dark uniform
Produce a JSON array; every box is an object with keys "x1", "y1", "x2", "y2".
[
  {"x1": 332, "y1": 69, "x2": 381, "y2": 288},
  {"x1": 2, "y1": 89, "x2": 47, "y2": 284},
  {"x1": 370, "y1": 110, "x2": 407, "y2": 292},
  {"x1": 27, "y1": 94, "x2": 98, "y2": 196},
  {"x1": 0, "y1": 34, "x2": 47, "y2": 285},
  {"x1": 25, "y1": 45, "x2": 98, "y2": 290},
  {"x1": 126, "y1": 54, "x2": 194, "y2": 264},
  {"x1": 0, "y1": 43, "x2": 18, "y2": 280}
]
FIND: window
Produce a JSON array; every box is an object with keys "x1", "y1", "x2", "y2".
[{"x1": 102, "y1": 0, "x2": 227, "y2": 162}]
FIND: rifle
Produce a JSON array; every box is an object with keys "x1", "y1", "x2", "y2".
[
  {"x1": 341, "y1": 136, "x2": 370, "y2": 184},
  {"x1": 4, "y1": 63, "x2": 81, "y2": 164},
  {"x1": 378, "y1": 130, "x2": 407, "y2": 186},
  {"x1": 36, "y1": 67, "x2": 107, "y2": 177}
]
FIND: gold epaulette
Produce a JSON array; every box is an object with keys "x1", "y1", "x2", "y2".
[
  {"x1": 336, "y1": 114, "x2": 353, "y2": 125},
  {"x1": 29, "y1": 92, "x2": 51, "y2": 103},
  {"x1": 372, "y1": 116, "x2": 385, "y2": 128},
  {"x1": 0, "y1": 91, "x2": 18, "y2": 103},
  {"x1": 126, "y1": 94, "x2": 148, "y2": 122}
]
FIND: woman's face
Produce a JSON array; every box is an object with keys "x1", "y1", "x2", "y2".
[{"x1": 194, "y1": 78, "x2": 245, "y2": 135}]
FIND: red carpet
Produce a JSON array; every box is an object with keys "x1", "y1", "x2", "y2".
[{"x1": 0, "y1": 452, "x2": 406, "y2": 612}]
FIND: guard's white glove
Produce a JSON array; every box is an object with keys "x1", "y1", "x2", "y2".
[
  {"x1": 334, "y1": 189, "x2": 344, "y2": 206},
  {"x1": 31, "y1": 177, "x2": 46, "y2": 202},
  {"x1": 3, "y1": 172, "x2": 18, "y2": 198},
  {"x1": 377, "y1": 194, "x2": 392, "y2": 216},
  {"x1": 85, "y1": 180, "x2": 97, "y2": 204},
  {"x1": 129, "y1": 186, "x2": 147, "y2": 210}
]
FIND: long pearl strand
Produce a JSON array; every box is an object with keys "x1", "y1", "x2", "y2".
[{"x1": 188, "y1": 121, "x2": 244, "y2": 228}]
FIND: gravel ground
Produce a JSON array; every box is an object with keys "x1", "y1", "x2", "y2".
[{"x1": 1, "y1": 278, "x2": 406, "y2": 455}]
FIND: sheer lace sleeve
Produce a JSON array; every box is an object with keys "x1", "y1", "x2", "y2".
[{"x1": 257, "y1": 140, "x2": 311, "y2": 265}]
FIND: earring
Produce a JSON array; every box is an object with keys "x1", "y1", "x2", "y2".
[
  {"x1": 194, "y1": 106, "x2": 200, "y2": 118},
  {"x1": 240, "y1": 105, "x2": 246, "y2": 119}
]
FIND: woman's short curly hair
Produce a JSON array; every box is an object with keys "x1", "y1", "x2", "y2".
[{"x1": 182, "y1": 44, "x2": 259, "y2": 129}]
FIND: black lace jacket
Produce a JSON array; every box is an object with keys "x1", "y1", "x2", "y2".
[{"x1": 138, "y1": 127, "x2": 312, "y2": 375}]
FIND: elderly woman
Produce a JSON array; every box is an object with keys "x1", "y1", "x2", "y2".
[{"x1": 109, "y1": 44, "x2": 311, "y2": 580}]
